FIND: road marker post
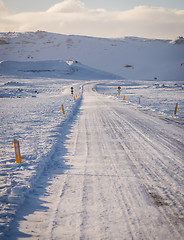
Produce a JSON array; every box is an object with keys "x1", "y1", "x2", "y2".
[
  {"x1": 61, "y1": 104, "x2": 65, "y2": 114},
  {"x1": 123, "y1": 95, "x2": 125, "y2": 100},
  {"x1": 118, "y1": 86, "x2": 121, "y2": 96},
  {"x1": 174, "y1": 103, "x2": 178, "y2": 115},
  {"x1": 139, "y1": 98, "x2": 141, "y2": 104},
  {"x1": 71, "y1": 87, "x2": 74, "y2": 96},
  {"x1": 13, "y1": 139, "x2": 21, "y2": 163}
]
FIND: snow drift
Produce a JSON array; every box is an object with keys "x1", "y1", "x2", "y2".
[{"x1": 0, "y1": 60, "x2": 121, "y2": 79}]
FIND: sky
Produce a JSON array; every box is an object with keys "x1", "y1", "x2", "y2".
[
  {"x1": 0, "y1": 0, "x2": 184, "y2": 39},
  {"x1": 2, "y1": 0, "x2": 184, "y2": 12}
]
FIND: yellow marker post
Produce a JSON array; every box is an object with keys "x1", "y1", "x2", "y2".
[
  {"x1": 139, "y1": 98, "x2": 141, "y2": 104},
  {"x1": 13, "y1": 139, "x2": 21, "y2": 163},
  {"x1": 174, "y1": 103, "x2": 178, "y2": 115},
  {"x1": 74, "y1": 96, "x2": 75, "y2": 100},
  {"x1": 61, "y1": 104, "x2": 65, "y2": 114},
  {"x1": 123, "y1": 95, "x2": 125, "y2": 100}
]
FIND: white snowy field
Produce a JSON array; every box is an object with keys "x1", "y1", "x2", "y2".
[
  {"x1": 0, "y1": 31, "x2": 184, "y2": 239},
  {"x1": 96, "y1": 80, "x2": 184, "y2": 121}
]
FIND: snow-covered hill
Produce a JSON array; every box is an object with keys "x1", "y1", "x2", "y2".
[{"x1": 0, "y1": 31, "x2": 184, "y2": 80}]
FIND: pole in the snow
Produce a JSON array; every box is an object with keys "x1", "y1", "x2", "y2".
[
  {"x1": 174, "y1": 103, "x2": 178, "y2": 115},
  {"x1": 139, "y1": 98, "x2": 141, "y2": 104},
  {"x1": 61, "y1": 104, "x2": 65, "y2": 114},
  {"x1": 123, "y1": 95, "x2": 125, "y2": 100},
  {"x1": 13, "y1": 139, "x2": 21, "y2": 163}
]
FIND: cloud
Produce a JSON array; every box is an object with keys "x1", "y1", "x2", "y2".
[
  {"x1": 0, "y1": 0, "x2": 8, "y2": 15},
  {"x1": 47, "y1": 0, "x2": 86, "y2": 13},
  {"x1": 0, "y1": 0, "x2": 184, "y2": 39}
]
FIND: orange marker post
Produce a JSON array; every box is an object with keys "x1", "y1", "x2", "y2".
[
  {"x1": 61, "y1": 104, "x2": 65, "y2": 114},
  {"x1": 13, "y1": 139, "x2": 21, "y2": 163},
  {"x1": 174, "y1": 103, "x2": 178, "y2": 115},
  {"x1": 139, "y1": 98, "x2": 141, "y2": 104}
]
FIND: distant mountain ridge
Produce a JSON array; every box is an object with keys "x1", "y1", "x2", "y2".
[{"x1": 0, "y1": 31, "x2": 184, "y2": 80}]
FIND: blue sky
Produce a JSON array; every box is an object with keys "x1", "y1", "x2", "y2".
[
  {"x1": 3, "y1": 0, "x2": 184, "y2": 12},
  {"x1": 0, "y1": 0, "x2": 184, "y2": 39}
]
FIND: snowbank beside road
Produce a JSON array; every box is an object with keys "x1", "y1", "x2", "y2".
[{"x1": 0, "y1": 76, "x2": 84, "y2": 236}]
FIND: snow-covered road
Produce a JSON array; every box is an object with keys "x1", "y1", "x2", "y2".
[{"x1": 6, "y1": 83, "x2": 184, "y2": 240}]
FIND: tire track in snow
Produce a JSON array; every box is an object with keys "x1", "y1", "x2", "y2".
[
  {"x1": 83, "y1": 108, "x2": 135, "y2": 239},
  {"x1": 114, "y1": 109, "x2": 184, "y2": 168},
  {"x1": 94, "y1": 114, "x2": 138, "y2": 239},
  {"x1": 82, "y1": 111, "x2": 133, "y2": 238},
  {"x1": 111, "y1": 108, "x2": 184, "y2": 211},
  {"x1": 50, "y1": 113, "x2": 89, "y2": 240},
  {"x1": 112, "y1": 111, "x2": 184, "y2": 191},
  {"x1": 98, "y1": 96, "x2": 184, "y2": 238},
  {"x1": 100, "y1": 112, "x2": 166, "y2": 239}
]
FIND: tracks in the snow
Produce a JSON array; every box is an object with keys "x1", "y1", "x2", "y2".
[{"x1": 99, "y1": 101, "x2": 184, "y2": 237}]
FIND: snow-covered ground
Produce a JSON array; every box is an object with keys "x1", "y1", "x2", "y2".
[
  {"x1": 2, "y1": 82, "x2": 184, "y2": 240},
  {"x1": 0, "y1": 76, "x2": 83, "y2": 235},
  {"x1": 0, "y1": 31, "x2": 184, "y2": 239},
  {"x1": 96, "y1": 80, "x2": 184, "y2": 121}
]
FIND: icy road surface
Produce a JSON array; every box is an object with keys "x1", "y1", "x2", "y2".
[{"x1": 6, "y1": 84, "x2": 184, "y2": 239}]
